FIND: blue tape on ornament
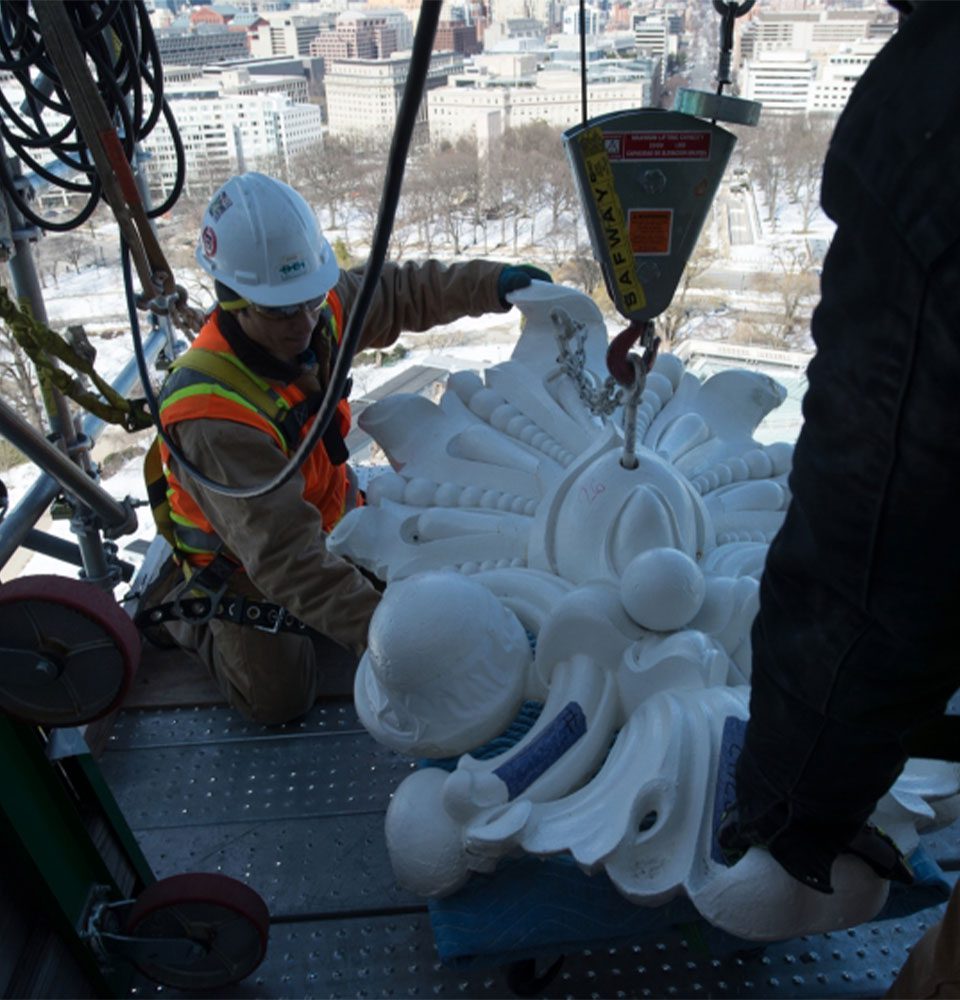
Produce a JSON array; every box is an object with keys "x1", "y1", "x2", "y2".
[
  {"x1": 710, "y1": 715, "x2": 747, "y2": 865},
  {"x1": 493, "y1": 701, "x2": 587, "y2": 800}
]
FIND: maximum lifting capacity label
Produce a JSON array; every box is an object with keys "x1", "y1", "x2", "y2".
[{"x1": 604, "y1": 131, "x2": 712, "y2": 161}]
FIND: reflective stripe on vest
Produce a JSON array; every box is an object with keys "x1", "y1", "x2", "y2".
[{"x1": 158, "y1": 296, "x2": 352, "y2": 567}]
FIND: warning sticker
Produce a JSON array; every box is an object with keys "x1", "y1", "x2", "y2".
[
  {"x1": 604, "y1": 131, "x2": 712, "y2": 161},
  {"x1": 628, "y1": 209, "x2": 673, "y2": 256}
]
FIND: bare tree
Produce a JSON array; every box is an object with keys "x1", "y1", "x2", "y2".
[
  {"x1": 781, "y1": 113, "x2": 835, "y2": 232},
  {"x1": 289, "y1": 136, "x2": 356, "y2": 231},
  {"x1": 403, "y1": 162, "x2": 443, "y2": 254},
  {"x1": 501, "y1": 141, "x2": 541, "y2": 252},
  {"x1": 753, "y1": 245, "x2": 819, "y2": 345},
  {"x1": 250, "y1": 150, "x2": 290, "y2": 185},
  {"x1": 387, "y1": 198, "x2": 418, "y2": 260},
  {"x1": 0, "y1": 311, "x2": 45, "y2": 429},
  {"x1": 430, "y1": 140, "x2": 479, "y2": 255},
  {"x1": 33, "y1": 238, "x2": 60, "y2": 289},
  {"x1": 59, "y1": 231, "x2": 90, "y2": 274},
  {"x1": 737, "y1": 116, "x2": 789, "y2": 229},
  {"x1": 352, "y1": 161, "x2": 388, "y2": 251},
  {"x1": 539, "y1": 227, "x2": 574, "y2": 270},
  {"x1": 556, "y1": 253, "x2": 602, "y2": 297},
  {"x1": 185, "y1": 150, "x2": 232, "y2": 203},
  {"x1": 728, "y1": 316, "x2": 792, "y2": 349},
  {"x1": 656, "y1": 242, "x2": 721, "y2": 347},
  {"x1": 538, "y1": 146, "x2": 577, "y2": 234}
]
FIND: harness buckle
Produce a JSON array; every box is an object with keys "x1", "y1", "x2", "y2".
[
  {"x1": 172, "y1": 553, "x2": 236, "y2": 626},
  {"x1": 171, "y1": 583, "x2": 226, "y2": 626},
  {"x1": 253, "y1": 605, "x2": 287, "y2": 635}
]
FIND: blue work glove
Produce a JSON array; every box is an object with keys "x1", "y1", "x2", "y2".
[{"x1": 497, "y1": 264, "x2": 553, "y2": 307}]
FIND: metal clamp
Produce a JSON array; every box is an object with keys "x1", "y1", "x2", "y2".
[
  {"x1": 82, "y1": 887, "x2": 206, "y2": 968},
  {"x1": 171, "y1": 579, "x2": 227, "y2": 627}
]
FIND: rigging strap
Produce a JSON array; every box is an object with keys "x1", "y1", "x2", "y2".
[
  {"x1": 0, "y1": 287, "x2": 152, "y2": 430},
  {"x1": 31, "y1": 1, "x2": 203, "y2": 336}
]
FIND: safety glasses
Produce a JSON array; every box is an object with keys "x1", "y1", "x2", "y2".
[{"x1": 248, "y1": 294, "x2": 327, "y2": 320}]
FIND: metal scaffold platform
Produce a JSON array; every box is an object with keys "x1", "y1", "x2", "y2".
[{"x1": 93, "y1": 663, "x2": 958, "y2": 1000}]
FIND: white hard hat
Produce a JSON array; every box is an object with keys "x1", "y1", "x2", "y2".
[{"x1": 195, "y1": 172, "x2": 339, "y2": 307}]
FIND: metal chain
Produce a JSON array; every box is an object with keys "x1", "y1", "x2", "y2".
[{"x1": 550, "y1": 308, "x2": 623, "y2": 417}]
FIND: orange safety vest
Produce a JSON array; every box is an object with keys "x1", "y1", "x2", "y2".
[{"x1": 157, "y1": 293, "x2": 353, "y2": 568}]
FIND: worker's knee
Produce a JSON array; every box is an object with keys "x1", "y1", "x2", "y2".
[{"x1": 208, "y1": 622, "x2": 319, "y2": 725}]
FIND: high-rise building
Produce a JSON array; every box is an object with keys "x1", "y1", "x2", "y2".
[
  {"x1": 739, "y1": 6, "x2": 896, "y2": 62},
  {"x1": 309, "y1": 12, "x2": 401, "y2": 62},
  {"x1": 736, "y1": 6, "x2": 894, "y2": 114},
  {"x1": 435, "y1": 19, "x2": 481, "y2": 56},
  {"x1": 632, "y1": 13, "x2": 668, "y2": 82},
  {"x1": 561, "y1": 5, "x2": 602, "y2": 36},
  {"x1": 428, "y1": 62, "x2": 652, "y2": 145},
  {"x1": 155, "y1": 26, "x2": 250, "y2": 67},
  {"x1": 144, "y1": 83, "x2": 323, "y2": 192},
  {"x1": 324, "y1": 52, "x2": 464, "y2": 140},
  {"x1": 248, "y1": 12, "x2": 335, "y2": 59},
  {"x1": 808, "y1": 37, "x2": 884, "y2": 112},
  {"x1": 740, "y1": 50, "x2": 815, "y2": 112}
]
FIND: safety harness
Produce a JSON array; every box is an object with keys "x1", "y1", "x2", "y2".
[
  {"x1": 136, "y1": 551, "x2": 323, "y2": 638},
  {"x1": 136, "y1": 313, "x2": 351, "y2": 640}
]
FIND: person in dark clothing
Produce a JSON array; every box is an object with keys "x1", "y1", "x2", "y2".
[{"x1": 718, "y1": 4, "x2": 960, "y2": 993}]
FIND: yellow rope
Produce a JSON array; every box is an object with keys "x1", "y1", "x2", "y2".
[{"x1": 0, "y1": 287, "x2": 152, "y2": 431}]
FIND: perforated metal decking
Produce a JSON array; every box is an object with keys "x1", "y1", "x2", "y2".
[{"x1": 94, "y1": 696, "x2": 959, "y2": 999}]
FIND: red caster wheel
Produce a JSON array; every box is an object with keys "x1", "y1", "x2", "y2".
[
  {"x1": 124, "y1": 873, "x2": 270, "y2": 990},
  {"x1": 0, "y1": 574, "x2": 140, "y2": 726}
]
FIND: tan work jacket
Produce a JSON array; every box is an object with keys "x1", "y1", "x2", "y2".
[{"x1": 165, "y1": 258, "x2": 508, "y2": 654}]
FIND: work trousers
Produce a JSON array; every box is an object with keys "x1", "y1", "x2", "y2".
[
  {"x1": 164, "y1": 573, "x2": 357, "y2": 725},
  {"x1": 887, "y1": 881, "x2": 960, "y2": 998}
]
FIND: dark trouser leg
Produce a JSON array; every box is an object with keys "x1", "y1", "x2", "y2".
[{"x1": 734, "y1": 157, "x2": 960, "y2": 885}]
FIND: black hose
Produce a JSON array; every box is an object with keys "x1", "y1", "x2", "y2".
[
  {"x1": 123, "y1": 1, "x2": 442, "y2": 500},
  {"x1": 0, "y1": 0, "x2": 182, "y2": 231},
  {"x1": 579, "y1": 0, "x2": 587, "y2": 125}
]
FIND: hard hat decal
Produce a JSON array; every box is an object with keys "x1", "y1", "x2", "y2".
[
  {"x1": 278, "y1": 256, "x2": 307, "y2": 281},
  {"x1": 207, "y1": 191, "x2": 233, "y2": 220},
  {"x1": 201, "y1": 225, "x2": 217, "y2": 258}
]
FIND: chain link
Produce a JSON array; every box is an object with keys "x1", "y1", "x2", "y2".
[{"x1": 550, "y1": 308, "x2": 624, "y2": 417}]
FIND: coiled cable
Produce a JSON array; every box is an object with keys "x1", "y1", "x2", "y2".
[{"x1": 0, "y1": 0, "x2": 184, "y2": 232}]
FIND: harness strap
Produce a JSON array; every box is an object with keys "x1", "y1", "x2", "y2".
[
  {"x1": 169, "y1": 551, "x2": 238, "y2": 625},
  {"x1": 168, "y1": 348, "x2": 287, "y2": 423},
  {"x1": 136, "y1": 591, "x2": 320, "y2": 638},
  {"x1": 167, "y1": 347, "x2": 351, "y2": 465},
  {"x1": 137, "y1": 550, "x2": 319, "y2": 638}
]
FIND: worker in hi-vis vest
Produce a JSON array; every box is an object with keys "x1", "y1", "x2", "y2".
[{"x1": 152, "y1": 172, "x2": 550, "y2": 724}]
